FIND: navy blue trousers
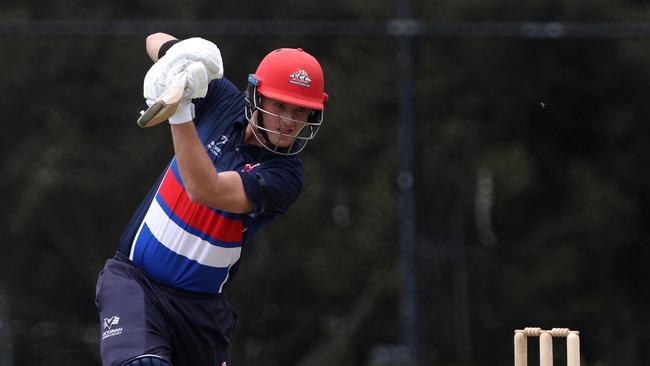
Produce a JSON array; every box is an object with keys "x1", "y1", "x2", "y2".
[{"x1": 95, "y1": 253, "x2": 237, "y2": 366}]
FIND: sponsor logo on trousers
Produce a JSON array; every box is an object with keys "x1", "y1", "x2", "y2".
[
  {"x1": 102, "y1": 315, "x2": 123, "y2": 340},
  {"x1": 102, "y1": 327, "x2": 123, "y2": 340}
]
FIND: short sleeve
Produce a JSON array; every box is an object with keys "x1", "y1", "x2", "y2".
[{"x1": 237, "y1": 157, "x2": 303, "y2": 217}]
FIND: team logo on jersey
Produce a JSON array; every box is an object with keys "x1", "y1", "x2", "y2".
[
  {"x1": 289, "y1": 69, "x2": 311, "y2": 87},
  {"x1": 102, "y1": 315, "x2": 123, "y2": 339},
  {"x1": 242, "y1": 163, "x2": 260, "y2": 172},
  {"x1": 207, "y1": 135, "x2": 229, "y2": 157}
]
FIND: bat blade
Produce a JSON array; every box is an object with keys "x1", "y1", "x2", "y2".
[{"x1": 137, "y1": 72, "x2": 188, "y2": 128}]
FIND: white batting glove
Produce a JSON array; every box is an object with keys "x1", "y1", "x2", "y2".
[
  {"x1": 143, "y1": 57, "x2": 169, "y2": 107},
  {"x1": 165, "y1": 37, "x2": 224, "y2": 81},
  {"x1": 165, "y1": 61, "x2": 207, "y2": 125},
  {"x1": 144, "y1": 59, "x2": 207, "y2": 104},
  {"x1": 142, "y1": 37, "x2": 222, "y2": 125},
  {"x1": 143, "y1": 42, "x2": 220, "y2": 105},
  {"x1": 166, "y1": 60, "x2": 209, "y2": 100},
  {"x1": 168, "y1": 99, "x2": 195, "y2": 125}
]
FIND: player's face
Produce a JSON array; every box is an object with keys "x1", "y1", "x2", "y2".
[{"x1": 259, "y1": 97, "x2": 312, "y2": 147}]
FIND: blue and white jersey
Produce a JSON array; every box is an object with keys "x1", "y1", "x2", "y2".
[{"x1": 118, "y1": 77, "x2": 303, "y2": 294}]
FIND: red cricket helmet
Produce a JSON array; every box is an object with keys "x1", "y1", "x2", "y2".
[
  {"x1": 251, "y1": 48, "x2": 328, "y2": 110},
  {"x1": 245, "y1": 48, "x2": 328, "y2": 155}
]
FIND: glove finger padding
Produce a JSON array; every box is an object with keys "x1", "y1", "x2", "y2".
[
  {"x1": 165, "y1": 37, "x2": 224, "y2": 80},
  {"x1": 143, "y1": 52, "x2": 196, "y2": 105},
  {"x1": 165, "y1": 60, "x2": 208, "y2": 100},
  {"x1": 143, "y1": 60, "x2": 169, "y2": 107},
  {"x1": 165, "y1": 59, "x2": 193, "y2": 98},
  {"x1": 184, "y1": 61, "x2": 209, "y2": 99},
  {"x1": 138, "y1": 71, "x2": 187, "y2": 127}
]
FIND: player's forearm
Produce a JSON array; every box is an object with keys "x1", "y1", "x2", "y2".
[
  {"x1": 171, "y1": 123, "x2": 220, "y2": 201},
  {"x1": 146, "y1": 32, "x2": 178, "y2": 62},
  {"x1": 170, "y1": 123, "x2": 252, "y2": 213}
]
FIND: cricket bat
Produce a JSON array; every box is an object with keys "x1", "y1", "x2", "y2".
[{"x1": 137, "y1": 72, "x2": 188, "y2": 128}]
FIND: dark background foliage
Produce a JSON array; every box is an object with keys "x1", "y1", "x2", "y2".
[{"x1": 1, "y1": 1, "x2": 650, "y2": 365}]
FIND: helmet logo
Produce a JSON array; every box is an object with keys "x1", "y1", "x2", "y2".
[{"x1": 288, "y1": 69, "x2": 311, "y2": 87}]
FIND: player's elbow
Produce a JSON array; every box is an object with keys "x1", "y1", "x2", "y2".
[
  {"x1": 185, "y1": 187, "x2": 219, "y2": 210},
  {"x1": 185, "y1": 186, "x2": 207, "y2": 205},
  {"x1": 146, "y1": 32, "x2": 177, "y2": 62},
  {"x1": 146, "y1": 32, "x2": 174, "y2": 44}
]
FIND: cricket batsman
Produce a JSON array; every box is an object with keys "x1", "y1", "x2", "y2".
[{"x1": 95, "y1": 32, "x2": 328, "y2": 366}]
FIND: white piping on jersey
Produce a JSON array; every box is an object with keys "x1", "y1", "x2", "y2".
[{"x1": 218, "y1": 263, "x2": 233, "y2": 293}]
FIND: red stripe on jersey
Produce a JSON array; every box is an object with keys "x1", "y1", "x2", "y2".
[{"x1": 158, "y1": 168, "x2": 243, "y2": 244}]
